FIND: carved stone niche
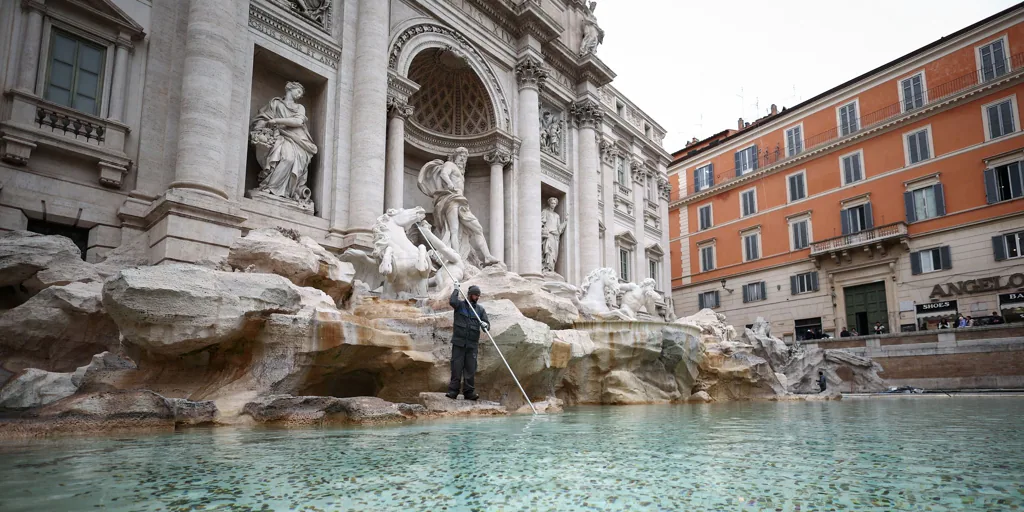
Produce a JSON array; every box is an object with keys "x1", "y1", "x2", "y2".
[{"x1": 245, "y1": 46, "x2": 328, "y2": 216}]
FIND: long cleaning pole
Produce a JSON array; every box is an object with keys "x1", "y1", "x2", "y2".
[{"x1": 415, "y1": 222, "x2": 538, "y2": 415}]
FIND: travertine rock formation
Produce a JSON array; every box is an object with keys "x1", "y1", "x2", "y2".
[
  {"x1": 434, "y1": 265, "x2": 579, "y2": 329},
  {"x1": 227, "y1": 228, "x2": 355, "y2": 303},
  {"x1": 0, "y1": 230, "x2": 83, "y2": 289}
]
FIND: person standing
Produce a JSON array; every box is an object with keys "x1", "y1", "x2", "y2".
[
  {"x1": 957, "y1": 314, "x2": 967, "y2": 328},
  {"x1": 447, "y1": 284, "x2": 490, "y2": 400},
  {"x1": 991, "y1": 311, "x2": 1004, "y2": 325},
  {"x1": 873, "y1": 322, "x2": 886, "y2": 335},
  {"x1": 817, "y1": 371, "x2": 827, "y2": 393}
]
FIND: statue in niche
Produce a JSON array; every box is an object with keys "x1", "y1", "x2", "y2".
[
  {"x1": 540, "y1": 110, "x2": 562, "y2": 156},
  {"x1": 579, "y1": 1, "x2": 604, "y2": 57},
  {"x1": 249, "y1": 81, "x2": 318, "y2": 212},
  {"x1": 540, "y1": 197, "x2": 567, "y2": 274},
  {"x1": 417, "y1": 147, "x2": 500, "y2": 267}
]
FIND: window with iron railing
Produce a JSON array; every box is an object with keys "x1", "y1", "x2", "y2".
[
  {"x1": 980, "y1": 39, "x2": 1008, "y2": 82},
  {"x1": 838, "y1": 101, "x2": 859, "y2": 136},
  {"x1": 901, "y1": 74, "x2": 926, "y2": 112}
]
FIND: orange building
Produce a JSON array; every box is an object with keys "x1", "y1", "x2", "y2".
[{"x1": 668, "y1": 4, "x2": 1024, "y2": 340}]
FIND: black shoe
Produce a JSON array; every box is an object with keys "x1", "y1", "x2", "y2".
[
  {"x1": 464, "y1": 393, "x2": 479, "y2": 401},
  {"x1": 445, "y1": 393, "x2": 458, "y2": 400}
]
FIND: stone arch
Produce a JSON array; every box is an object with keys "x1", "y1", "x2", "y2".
[{"x1": 388, "y1": 22, "x2": 512, "y2": 132}]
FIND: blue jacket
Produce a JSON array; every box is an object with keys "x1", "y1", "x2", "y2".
[{"x1": 450, "y1": 289, "x2": 489, "y2": 347}]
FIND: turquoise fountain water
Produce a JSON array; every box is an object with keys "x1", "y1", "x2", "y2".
[{"x1": 1, "y1": 397, "x2": 1023, "y2": 511}]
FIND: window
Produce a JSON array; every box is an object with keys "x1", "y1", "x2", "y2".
[
  {"x1": 44, "y1": 30, "x2": 106, "y2": 116},
  {"x1": 618, "y1": 248, "x2": 631, "y2": 281},
  {"x1": 699, "y1": 244, "x2": 715, "y2": 272},
  {"x1": 979, "y1": 38, "x2": 1008, "y2": 82},
  {"x1": 740, "y1": 188, "x2": 757, "y2": 217},
  {"x1": 838, "y1": 101, "x2": 859, "y2": 136},
  {"x1": 742, "y1": 231, "x2": 761, "y2": 262},
  {"x1": 698, "y1": 290, "x2": 720, "y2": 309},
  {"x1": 734, "y1": 145, "x2": 758, "y2": 176},
  {"x1": 694, "y1": 164, "x2": 714, "y2": 191},
  {"x1": 785, "y1": 125, "x2": 803, "y2": 156},
  {"x1": 910, "y1": 246, "x2": 952, "y2": 275},
  {"x1": 790, "y1": 219, "x2": 810, "y2": 250},
  {"x1": 646, "y1": 175, "x2": 656, "y2": 202},
  {"x1": 615, "y1": 156, "x2": 626, "y2": 184},
  {"x1": 790, "y1": 271, "x2": 819, "y2": 295},
  {"x1": 985, "y1": 98, "x2": 1016, "y2": 140},
  {"x1": 900, "y1": 74, "x2": 926, "y2": 112},
  {"x1": 787, "y1": 171, "x2": 806, "y2": 202},
  {"x1": 795, "y1": 317, "x2": 823, "y2": 341},
  {"x1": 644, "y1": 124, "x2": 652, "y2": 138},
  {"x1": 26, "y1": 219, "x2": 88, "y2": 258},
  {"x1": 904, "y1": 184, "x2": 945, "y2": 223},
  {"x1": 985, "y1": 161, "x2": 1024, "y2": 203},
  {"x1": 841, "y1": 203, "x2": 873, "y2": 235},
  {"x1": 649, "y1": 259, "x2": 658, "y2": 282},
  {"x1": 841, "y1": 151, "x2": 864, "y2": 185},
  {"x1": 994, "y1": 230, "x2": 1024, "y2": 261},
  {"x1": 743, "y1": 281, "x2": 767, "y2": 303},
  {"x1": 905, "y1": 128, "x2": 931, "y2": 165},
  {"x1": 616, "y1": 102, "x2": 625, "y2": 117},
  {"x1": 698, "y1": 204, "x2": 713, "y2": 231}
]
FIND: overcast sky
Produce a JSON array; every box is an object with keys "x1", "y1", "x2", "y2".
[{"x1": 595, "y1": 0, "x2": 1021, "y2": 152}]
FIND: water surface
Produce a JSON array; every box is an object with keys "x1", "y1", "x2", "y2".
[{"x1": 1, "y1": 397, "x2": 1023, "y2": 511}]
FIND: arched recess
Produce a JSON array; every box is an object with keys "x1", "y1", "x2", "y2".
[{"x1": 388, "y1": 22, "x2": 512, "y2": 133}]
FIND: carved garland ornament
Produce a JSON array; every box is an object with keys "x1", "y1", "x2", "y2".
[
  {"x1": 389, "y1": 24, "x2": 511, "y2": 130},
  {"x1": 249, "y1": 3, "x2": 340, "y2": 69}
]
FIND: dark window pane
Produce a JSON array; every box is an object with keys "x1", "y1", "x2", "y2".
[
  {"x1": 49, "y1": 61, "x2": 74, "y2": 89},
  {"x1": 78, "y1": 45, "x2": 103, "y2": 74},
  {"x1": 75, "y1": 71, "x2": 99, "y2": 99},
  {"x1": 47, "y1": 87, "x2": 71, "y2": 107},
  {"x1": 52, "y1": 34, "x2": 77, "y2": 64}
]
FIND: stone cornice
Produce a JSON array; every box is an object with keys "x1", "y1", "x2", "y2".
[
  {"x1": 249, "y1": 2, "x2": 340, "y2": 69},
  {"x1": 386, "y1": 70, "x2": 421, "y2": 102}
]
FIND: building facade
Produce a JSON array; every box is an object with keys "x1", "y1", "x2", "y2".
[
  {"x1": 669, "y1": 5, "x2": 1024, "y2": 340},
  {"x1": 0, "y1": 0, "x2": 671, "y2": 300}
]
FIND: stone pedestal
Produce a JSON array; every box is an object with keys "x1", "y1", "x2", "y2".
[
  {"x1": 247, "y1": 189, "x2": 314, "y2": 215},
  {"x1": 514, "y1": 56, "x2": 548, "y2": 278}
]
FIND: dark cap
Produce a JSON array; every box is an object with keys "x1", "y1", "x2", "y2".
[{"x1": 468, "y1": 285, "x2": 481, "y2": 296}]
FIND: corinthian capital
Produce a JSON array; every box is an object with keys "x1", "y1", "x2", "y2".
[
  {"x1": 387, "y1": 96, "x2": 414, "y2": 119},
  {"x1": 630, "y1": 160, "x2": 646, "y2": 185},
  {"x1": 570, "y1": 99, "x2": 604, "y2": 129},
  {"x1": 515, "y1": 56, "x2": 549, "y2": 90},
  {"x1": 484, "y1": 148, "x2": 512, "y2": 166}
]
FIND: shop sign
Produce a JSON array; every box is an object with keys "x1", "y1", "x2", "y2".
[
  {"x1": 916, "y1": 300, "x2": 958, "y2": 314},
  {"x1": 928, "y1": 273, "x2": 1024, "y2": 299},
  {"x1": 1000, "y1": 292, "x2": 1024, "y2": 305}
]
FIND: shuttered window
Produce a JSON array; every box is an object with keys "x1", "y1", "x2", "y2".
[
  {"x1": 841, "y1": 204, "x2": 873, "y2": 235},
  {"x1": 901, "y1": 74, "x2": 925, "y2": 111},
  {"x1": 994, "y1": 231, "x2": 1024, "y2": 261},
  {"x1": 786, "y1": 126, "x2": 803, "y2": 156},
  {"x1": 906, "y1": 129, "x2": 931, "y2": 164},
  {"x1": 649, "y1": 259, "x2": 658, "y2": 281},
  {"x1": 698, "y1": 205, "x2": 712, "y2": 231},
  {"x1": 697, "y1": 290, "x2": 720, "y2": 309},
  {"x1": 842, "y1": 153, "x2": 863, "y2": 185},
  {"x1": 743, "y1": 232, "x2": 760, "y2": 262},
  {"x1": 904, "y1": 184, "x2": 945, "y2": 223},
  {"x1": 44, "y1": 30, "x2": 106, "y2": 116},
  {"x1": 734, "y1": 145, "x2": 758, "y2": 176},
  {"x1": 619, "y1": 248, "x2": 630, "y2": 282},
  {"x1": 791, "y1": 220, "x2": 810, "y2": 250},
  {"x1": 699, "y1": 245, "x2": 715, "y2": 272},
  {"x1": 984, "y1": 162, "x2": 1024, "y2": 203},
  {"x1": 742, "y1": 282, "x2": 767, "y2": 303},
  {"x1": 910, "y1": 246, "x2": 952, "y2": 275},
  {"x1": 838, "y1": 102, "x2": 859, "y2": 136},
  {"x1": 694, "y1": 164, "x2": 714, "y2": 191},
  {"x1": 787, "y1": 172, "x2": 806, "y2": 202},
  {"x1": 986, "y1": 99, "x2": 1015, "y2": 139},
  {"x1": 980, "y1": 39, "x2": 1008, "y2": 82},
  {"x1": 740, "y1": 189, "x2": 757, "y2": 217},
  {"x1": 790, "y1": 272, "x2": 819, "y2": 295},
  {"x1": 615, "y1": 156, "x2": 626, "y2": 184}
]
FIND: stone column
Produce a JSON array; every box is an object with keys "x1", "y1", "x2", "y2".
[
  {"x1": 571, "y1": 100, "x2": 603, "y2": 276},
  {"x1": 600, "y1": 141, "x2": 618, "y2": 270},
  {"x1": 107, "y1": 41, "x2": 131, "y2": 122},
  {"x1": 514, "y1": 56, "x2": 548, "y2": 277},
  {"x1": 346, "y1": 0, "x2": 390, "y2": 234},
  {"x1": 631, "y1": 159, "x2": 646, "y2": 281},
  {"x1": 168, "y1": 0, "x2": 236, "y2": 199},
  {"x1": 384, "y1": 97, "x2": 413, "y2": 211},
  {"x1": 658, "y1": 173, "x2": 672, "y2": 293},
  {"x1": 16, "y1": 1, "x2": 45, "y2": 93},
  {"x1": 484, "y1": 149, "x2": 511, "y2": 261}
]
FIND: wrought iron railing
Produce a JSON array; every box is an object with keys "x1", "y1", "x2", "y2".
[
  {"x1": 810, "y1": 222, "x2": 907, "y2": 255},
  {"x1": 35, "y1": 106, "x2": 105, "y2": 142},
  {"x1": 689, "y1": 52, "x2": 1024, "y2": 195}
]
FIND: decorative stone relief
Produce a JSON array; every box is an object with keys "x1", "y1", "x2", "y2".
[
  {"x1": 483, "y1": 148, "x2": 512, "y2": 167},
  {"x1": 658, "y1": 175, "x2": 671, "y2": 201},
  {"x1": 570, "y1": 99, "x2": 604, "y2": 129},
  {"x1": 387, "y1": 96, "x2": 415, "y2": 120},
  {"x1": 599, "y1": 139, "x2": 619, "y2": 165},
  {"x1": 630, "y1": 160, "x2": 645, "y2": 185},
  {"x1": 515, "y1": 56, "x2": 549, "y2": 90},
  {"x1": 267, "y1": 0, "x2": 331, "y2": 31},
  {"x1": 539, "y1": 106, "x2": 564, "y2": 159},
  {"x1": 248, "y1": 3, "x2": 340, "y2": 69},
  {"x1": 541, "y1": 161, "x2": 572, "y2": 185},
  {"x1": 541, "y1": 197, "x2": 567, "y2": 274},
  {"x1": 248, "y1": 82, "x2": 318, "y2": 214},
  {"x1": 579, "y1": 2, "x2": 604, "y2": 57}
]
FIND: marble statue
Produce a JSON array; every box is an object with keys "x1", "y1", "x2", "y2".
[
  {"x1": 540, "y1": 110, "x2": 562, "y2": 156},
  {"x1": 618, "y1": 278, "x2": 661, "y2": 321},
  {"x1": 540, "y1": 197, "x2": 567, "y2": 274},
  {"x1": 249, "y1": 82, "x2": 318, "y2": 211},
  {"x1": 579, "y1": 1, "x2": 604, "y2": 57},
  {"x1": 370, "y1": 207, "x2": 434, "y2": 299},
  {"x1": 418, "y1": 147, "x2": 500, "y2": 267},
  {"x1": 578, "y1": 268, "x2": 627, "y2": 320}
]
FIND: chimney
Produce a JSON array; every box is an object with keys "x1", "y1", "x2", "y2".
[
  {"x1": 770, "y1": 104, "x2": 778, "y2": 115},
  {"x1": 737, "y1": 117, "x2": 744, "y2": 130}
]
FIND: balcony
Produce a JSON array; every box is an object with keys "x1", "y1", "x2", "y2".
[
  {"x1": 1, "y1": 90, "x2": 131, "y2": 188},
  {"x1": 811, "y1": 222, "x2": 908, "y2": 260}
]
